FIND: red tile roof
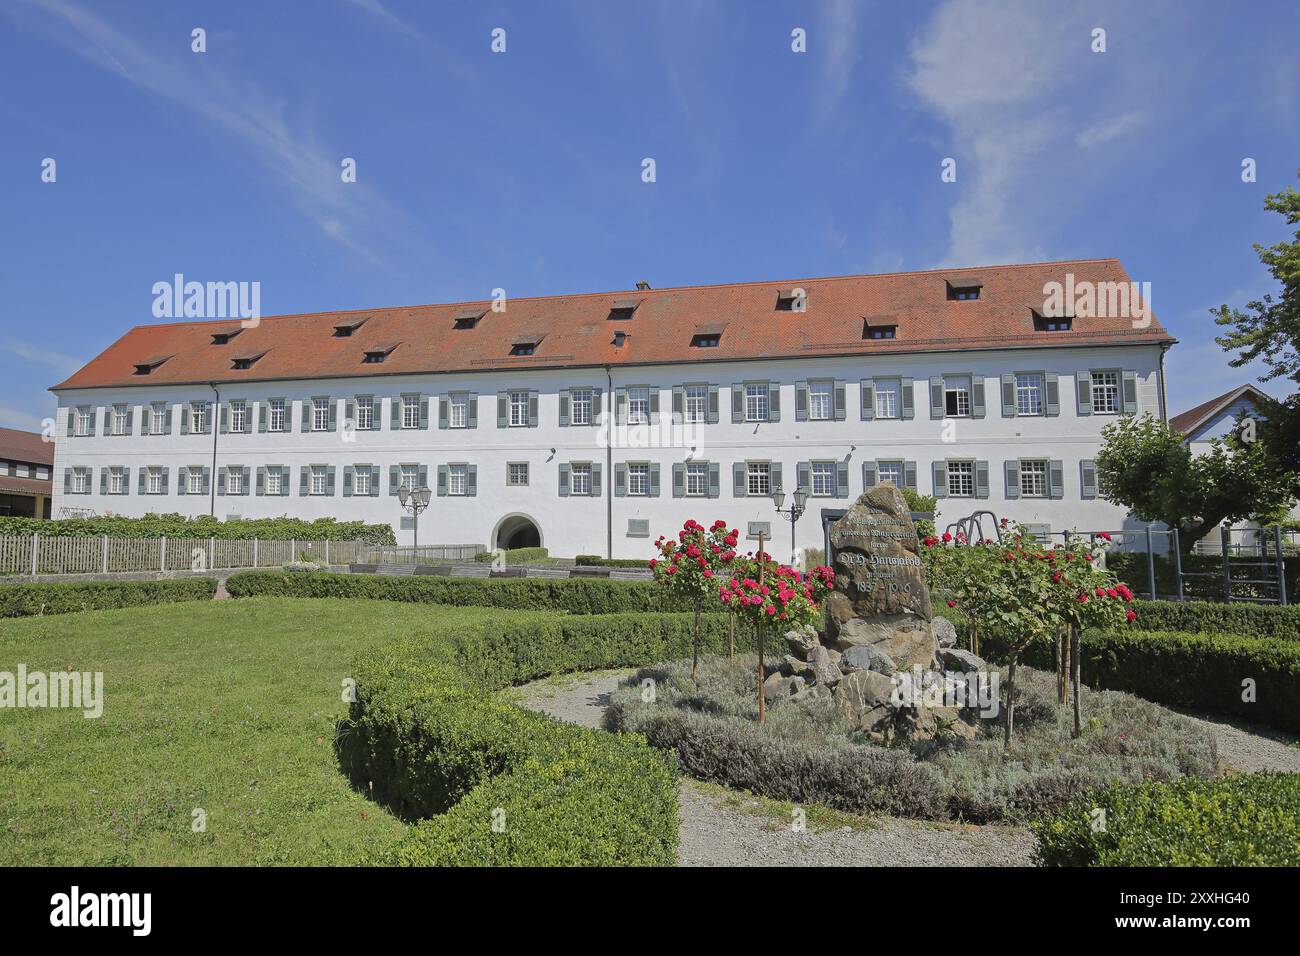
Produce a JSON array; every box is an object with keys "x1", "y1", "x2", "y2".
[
  {"x1": 0, "y1": 474, "x2": 52, "y2": 497},
  {"x1": 1169, "y1": 384, "x2": 1269, "y2": 436},
  {"x1": 52, "y1": 259, "x2": 1173, "y2": 391},
  {"x1": 0, "y1": 427, "x2": 55, "y2": 466}
]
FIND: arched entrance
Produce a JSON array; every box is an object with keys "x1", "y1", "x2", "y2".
[{"x1": 492, "y1": 513, "x2": 543, "y2": 551}]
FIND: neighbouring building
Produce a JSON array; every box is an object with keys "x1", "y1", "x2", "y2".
[
  {"x1": 49, "y1": 259, "x2": 1175, "y2": 559},
  {"x1": 0, "y1": 427, "x2": 54, "y2": 519}
]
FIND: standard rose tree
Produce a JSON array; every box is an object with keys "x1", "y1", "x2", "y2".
[{"x1": 650, "y1": 519, "x2": 739, "y2": 679}]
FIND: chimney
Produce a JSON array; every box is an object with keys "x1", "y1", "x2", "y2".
[{"x1": 635, "y1": 280, "x2": 651, "y2": 291}]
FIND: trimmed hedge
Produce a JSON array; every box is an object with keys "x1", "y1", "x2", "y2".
[
  {"x1": 575, "y1": 555, "x2": 649, "y2": 568},
  {"x1": 473, "y1": 546, "x2": 549, "y2": 564},
  {"x1": 0, "y1": 514, "x2": 395, "y2": 545},
  {"x1": 225, "y1": 569, "x2": 693, "y2": 614},
  {"x1": 1034, "y1": 772, "x2": 1300, "y2": 866},
  {"x1": 339, "y1": 611, "x2": 744, "y2": 865},
  {"x1": 0, "y1": 577, "x2": 216, "y2": 618},
  {"x1": 975, "y1": 627, "x2": 1300, "y2": 733},
  {"x1": 1129, "y1": 599, "x2": 1300, "y2": 641}
]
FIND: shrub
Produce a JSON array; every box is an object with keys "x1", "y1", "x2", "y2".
[
  {"x1": 0, "y1": 577, "x2": 216, "y2": 618},
  {"x1": 0, "y1": 514, "x2": 394, "y2": 545},
  {"x1": 1128, "y1": 599, "x2": 1300, "y2": 641},
  {"x1": 473, "y1": 547, "x2": 548, "y2": 564},
  {"x1": 575, "y1": 555, "x2": 648, "y2": 568},
  {"x1": 1105, "y1": 551, "x2": 1299, "y2": 603},
  {"x1": 975, "y1": 626, "x2": 1300, "y2": 733},
  {"x1": 1034, "y1": 772, "x2": 1300, "y2": 866},
  {"x1": 609, "y1": 656, "x2": 1216, "y2": 823},
  {"x1": 338, "y1": 610, "x2": 748, "y2": 865},
  {"x1": 225, "y1": 569, "x2": 694, "y2": 614}
]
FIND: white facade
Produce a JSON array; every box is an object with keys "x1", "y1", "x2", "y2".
[{"x1": 50, "y1": 344, "x2": 1167, "y2": 560}]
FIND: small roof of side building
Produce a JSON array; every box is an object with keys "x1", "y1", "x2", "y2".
[
  {"x1": 0, "y1": 426, "x2": 55, "y2": 466},
  {"x1": 1169, "y1": 384, "x2": 1273, "y2": 439}
]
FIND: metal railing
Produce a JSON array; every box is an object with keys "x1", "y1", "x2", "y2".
[
  {"x1": 0, "y1": 534, "x2": 365, "y2": 576},
  {"x1": 358, "y1": 544, "x2": 485, "y2": 565}
]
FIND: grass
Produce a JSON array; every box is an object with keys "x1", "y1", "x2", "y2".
[{"x1": 0, "y1": 597, "x2": 540, "y2": 866}]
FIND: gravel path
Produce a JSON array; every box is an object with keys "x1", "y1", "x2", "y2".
[
  {"x1": 511, "y1": 670, "x2": 1035, "y2": 866},
  {"x1": 1173, "y1": 708, "x2": 1300, "y2": 774}
]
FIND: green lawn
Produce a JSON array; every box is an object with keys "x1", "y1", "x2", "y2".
[{"x1": 0, "y1": 597, "x2": 539, "y2": 866}]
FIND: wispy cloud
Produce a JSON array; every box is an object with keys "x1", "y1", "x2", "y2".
[
  {"x1": 817, "y1": 0, "x2": 862, "y2": 117},
  {"x1": 10, "y1": 342, "x2": 84, "y2": 378},
  {"x1": 1076, "y1": 110, "x2": 1147, "y2": 149},
  {"x1": 0, "y1": 402, "x2": 57, "y2": 433},
  {"x1": 11, "y1": 0, "x2": 415, "y2": 268}
]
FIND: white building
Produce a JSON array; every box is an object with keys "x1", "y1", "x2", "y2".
[{"x1": 50, "y1": 259, "x2": 1174, "y2": 560}]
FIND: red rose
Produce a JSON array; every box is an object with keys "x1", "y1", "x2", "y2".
[
  {"x1": 947, "y1": 599, "x2": 957, "y2": 608},
  {"x1": 942, "y1": 532, "x2": 952, "y2": 543},
  {"x1": 1099, "y1": 532, "x2": 1112, "y2": 542},
  {"x1": 1125, "y1": 609, "x2": 1136, "y2": 622}
]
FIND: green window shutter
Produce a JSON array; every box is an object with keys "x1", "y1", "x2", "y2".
[
  {"x1": 164, "y1": 406, "x2": 174, "y2": 434},
  {"x1": 242, "y1": 467, "x2": 250, "y2": 495},
  {"x1": 932, "y1": 461, "x2": 948, "y2": 498},
  {"x1": 468, "y1": 394, "x2": 478, "y2": 429},
  {"x1": 971, "y1": 376, "x2": 986, "y2": 418},
  {"x1": 974, "y1": 460, "x2": 989, "y2": 499},
  {"x1": 417, "y1": 465, "x2": 428, "y2": 488},
  {"x1": 591, "y1": 463, "x2": 602, "y2": 497},
  {"x1": 1001, "y1": 373, "x2": 1017, "y2": 417},
  {"x1": 161, "y1": 468, "x2": 170, "y2": 495},
  {"x1": 558, "y1": 390, "x2": 570, "y2": 427},
  {"x1": 1045, "y1": 373, "x2": 1060, "y2": 416},
  {"x1": 732, "y1": 462, "x2": 746, "y2": 496},
  {"x1": 326, "y1": 466, "x2": 336, "y2": 496},
  {"x1": 835, "y1": 461, "x2": 849, "y2": 498},
  {"x1": 672, "y1": 462, "x2": 684, "y2": 498},
  {"x1": 345, "y1": 399, "x2": 356, "y2": 429},
  {"x1": 768, "y1": 382, "x2": 781, "y2": 422},
  {"x1": 343, "y1": 466, "x2": 353, "y2": 497},
  {"x1": 388, "y1": 465, "x2": 399, "y2": 496},
  {"x1": 731, "y1": 385, "x2": 744, "y2": 423},
  {"x1": 181, "y1": 407, "x2": 190, "y2": 435},
  {"x1": 901, "y1": 378, "x2": 915, "y2": 420},
  {"x1": 1122, "y1": 370, "x2": 1139, "y2": 415},
  {"x1": 796, "y1": 461, "x2": 810, "y2": 491},
  {"x1": 558, "y1": 463, "x2": 570, "y2": 497},
  {"x1": 833, "y1": 380, "x2": 846, "y2": 421},
  {"x1": 860, "y1": 379, "x2": 874, "y2": 420},
  {"x1": 904, "y1": 461, "x2": 918, "y2": 491},
  {"x1": 437, "y1": 465, "x2": 448, "y2": 496},
  {"x1": 708, "y1": 462, "x2": 720, "y2": 498},
  {"x1": 929, "y1": 377, "x2": 944, "y2": 419},
  {"x1": 592, "y1": 387, "x2": 603, "y2": 426},
  {"x1": 795, "y1": 381, "x2": 809, "y2": 421},
  {"x1": 1076, "y1": 371, "x2": 1092, "y2": 415},
  {"x1": 137, "y1": 467, "x2": 147, "y2": 494},
  {"x1": 1049, "y1": 460, "x2": 1065, "y2": 499},
  {"x1": 671, "y1": 387, "x2": 684, "y2": 419},
  {"x1": 419, "y1": 397, "x2": 430, "y2": 430},
  {"x1": 65, "y1": 409, "x2": 74, "y2": 437},
  {"x1": 328, "y1": 399, "x2": 338, "y2": 432},
  {"x1": 467, "y1": 465, "x2": 477, "y2": 497},
  {"x1": 649, "y1": 463, "x2": 660, "y2": 497},
  {"x1": 770, "y1": 462, "x2": 782, "y2": 491},
  {"x1": 300, "y1": 401, "x2": 310, "y2": 432},
  {"x1": 216, "y1": 469, "x2": 226, "y2": 496},
  {"x1": 615, "y1": 388, "x2": 628, "y2": 425},
  {"x1": 862, "y1": 460, "x2": 877, "y2": 489},
  {"x1": 649, "y1": 389, "x2": 660, "y2": 421},
  {"x1": 614, "y1": 462, "x2": 627, "y2": 497},
  {"x1": 99, "y1": 469, "x2": 107, "y2": 495},
  {"x1": 370, "y1": 466, "x2": 380, "y2": 496},
  {"x1": 528, "y1": 391, "x2": 539, "y2": 428},
  {"x1": 438, "y1": 396, "x2": 449, "y2": 429},
  {"x1": 1080, "y1": 459, "x2": 1097, "y2": 499},
  {"x1": 391, "y1": 397, "x2": 401, "y2": 430},
  {"x1": 707, "y1": 385, "x2": 719, "y2": 424},
  {"x1": 298, "y1": 467, "x2": 309, "y2": 496},
  {"x1": 258, "y1": 403, "x2": 268, "y2": 432},
  {"x1": 496, "y1": 391, "x2": 508, "y2": 428},
  {"x1": 1004, "y1": 460, "x2": 1020, "y2": 498},
  {"x1": 178, "y1": 467, "x2": 188, "y2": 495},
  {"x1": 220, "y1": 404, "x2": 229, "y2": 434}
]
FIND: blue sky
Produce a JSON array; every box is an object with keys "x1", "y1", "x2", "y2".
[{"x1": 2, "y1": 0, "x2": 1298, "y2": 432}]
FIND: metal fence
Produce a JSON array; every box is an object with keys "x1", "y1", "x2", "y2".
[
  {"x1": 0, "y1": 534, "x2": 365, "y2": 576},
  {"x1": 358, "y1": 544, "x2": 485, "y2": 565}
]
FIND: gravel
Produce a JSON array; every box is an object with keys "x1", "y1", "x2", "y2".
[{"x1": 509, "y1": 669, "x2": 1300, "y2": 866}]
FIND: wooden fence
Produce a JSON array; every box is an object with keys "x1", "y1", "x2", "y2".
[{"x1": 0, "y1": 535, "x2": 365, "y2": 576}]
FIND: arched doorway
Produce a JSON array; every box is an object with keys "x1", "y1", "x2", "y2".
[{"x1": 493, "y1": 513, "x2": 543, "y2": 551}]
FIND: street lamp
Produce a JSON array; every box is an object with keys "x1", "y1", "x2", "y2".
[
  {"x1": 772, "y1": 484, "x2": 809, "y2": 566},
  {"x1": 397, "y1": 483, "x2": 432, "y2": 549}
]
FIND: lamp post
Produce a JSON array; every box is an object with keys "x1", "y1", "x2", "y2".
[
  {"x1": 397, "y1": 484, "x2": 432, "y2": 550},
  {"x1": 772, "y1": 484, "x2": 809, "y2": 567}
]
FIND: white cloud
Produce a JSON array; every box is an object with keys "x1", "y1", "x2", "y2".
[
  {"x1": 817, "y1": 0, "x2": 861, "y2": 117},
  {"x1": 1076, "y1": 110, "x2": 1147, "y2": 149},
  {"x1": 10, "y1": 342, "x2": 83, "y2": 378},
  {"x1": 0, "y1": 402, "x2": 56, "y2": 433}
]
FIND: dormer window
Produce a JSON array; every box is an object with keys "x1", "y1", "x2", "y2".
[
  {"x1": 231, "y1": 351, "x2": 267, "y2": 370},
  {"x1": 210, "y1": 327, "x2": 242, "y2": 345},
  {"x1": 691, "y1": 333, "x2": 721, "y2": 348},
  {"x1": 775, "y1": 287, "x2": 806, "y2": 311},
  {"x1": 945, "y1": 278, "x2": 982, "y2": 301},
  {"x1": 1033, "y1": 310, "x2": 1073, "y2": 332},
  {"x1": 133, "y1": 356, "x2": 170, "y2": 375},
  {"x1": 453, "y1": 307, "x2": 486, "y2": 329},
  {"x1": 334, "y1": 318, "x2": 367, "y2": 337},
  {"x1": 362, "y1": 344, "x2": 396, "y2": 364},
  {"x1": 863, "y1": 319, "x2": 897, "y2": 340},
  {"x1": 608, "y1": 297, "x2": 641, "y2": 320},
  {"x1": 510, "y1": 343, "x2": 535, "y2": 356}
]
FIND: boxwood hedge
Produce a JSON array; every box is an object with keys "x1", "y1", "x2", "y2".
[
  {"x1": 1129, "y1": 599, "x2": 1300, "y2": 641},
  {"x1": 0, "y1": 577, "x2": 217, "y2": 618},
  {"x1": 1034, "y1": 772, "x2": 1300, "y2": 866},
  {"x1": 339, "y1": 611, "x2": 744, "y2": 865},
  {"x1": 0, "y1": 513, "x2": 395, "y2": 544},
  {"x1": 226, "y1": 569, "x2": 694, "y2": 614}
]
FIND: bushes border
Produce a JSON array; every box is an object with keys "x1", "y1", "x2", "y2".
[
  {"x1": 0, "y1": 577, "x2": 216, "y2": 618},
  {"x1": 226, "y1": 569, "x2": 693, "y2": 614},
  {"x1": 1129, "y1": 598, "x2": 1300, "y2": 641}
]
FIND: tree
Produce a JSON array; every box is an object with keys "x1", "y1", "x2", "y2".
[
  {"x1": 1213, "y1": 170, "x2": 1300, "y2": 496},
  {"x1": 651, "y1": 519, "x2": 739, "y2": 679},
  {"x1": 1093, "y1": 413, "x2": 1292, "y2": 551}
]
